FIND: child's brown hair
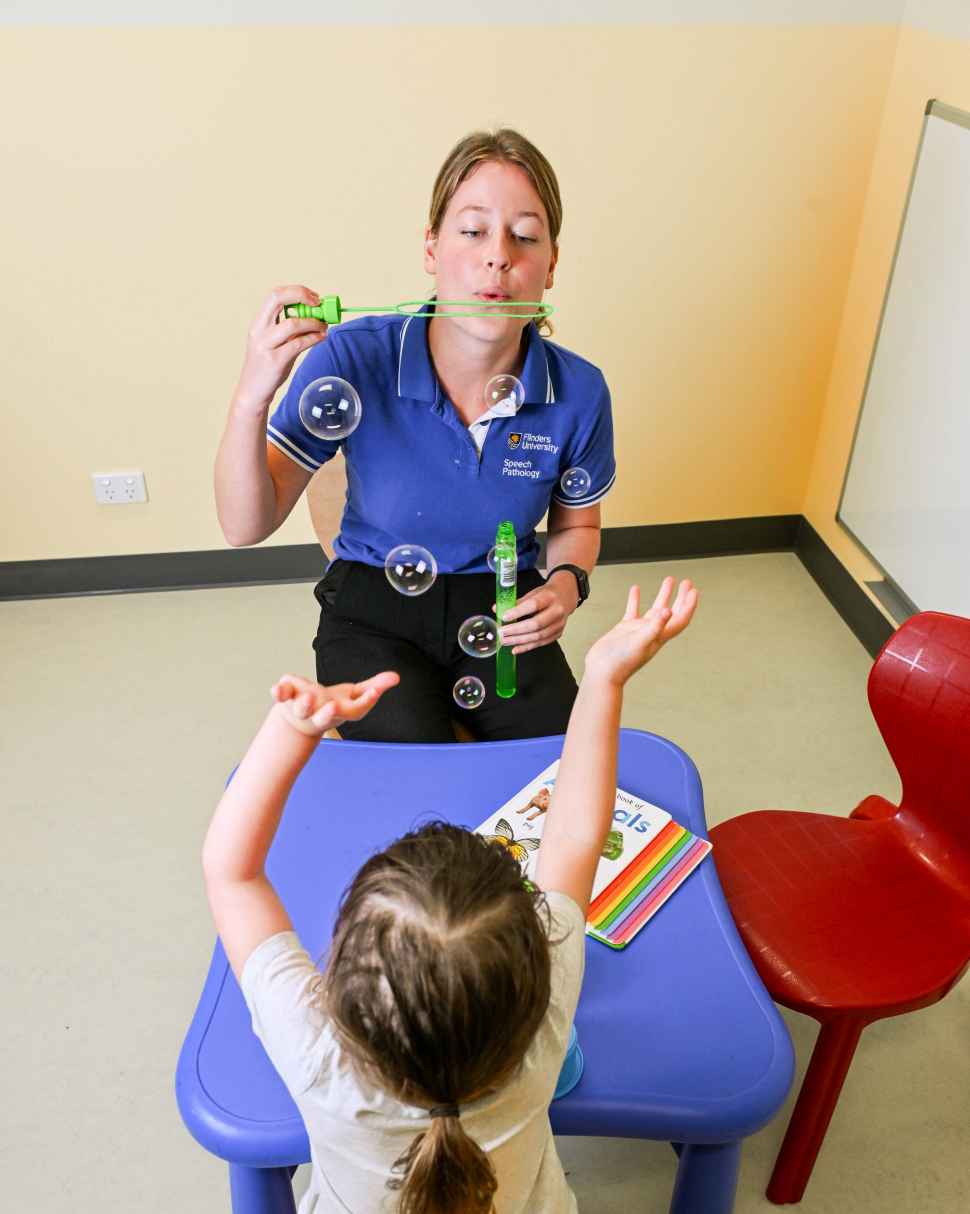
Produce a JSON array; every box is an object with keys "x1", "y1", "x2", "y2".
[{"x1": 322, "y1": 820, "x2": 554, "y2": 1214}]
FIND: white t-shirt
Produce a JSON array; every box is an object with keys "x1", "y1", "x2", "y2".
[{"x1": 241, "y1": 889, "x2": 586, "y2": 1214}]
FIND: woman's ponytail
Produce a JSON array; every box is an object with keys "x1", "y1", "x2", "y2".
[{"x1": 391, "y1": 1111, "x2": 497, "y2": 1214}]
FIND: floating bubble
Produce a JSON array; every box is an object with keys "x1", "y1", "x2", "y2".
[
  {"x1": 453, "y1": 675, "x2": 486, "y2": 710},
  {"x1": 560, "y1": 466, "x2": 592, "y2": 499},
  {"x1": 484, "y1": 374, "x2": 525, "y2": 410},
  {"x1": 384, "y1": 544, "x2": 438, "y2": 596},
  {"x1": 458, "y1": 615, "x2": 501, "y2": 658},
  {"x1": 487, "y1": 544, "x2": 517, "y2": 574},
  {"x1": 299, "y1": 376, "x2": 362, "y2": 441}
]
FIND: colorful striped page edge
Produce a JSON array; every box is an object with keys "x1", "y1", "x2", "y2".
[
  {"x1": 592, "y1": 825, "x2": 689, "y2": 927},
  {"x1": 586, "y1": 819, "x2": 685, "y2": 919},
  {"x1": 587, "y1": 836, "x2": 712, "y2": 949}
]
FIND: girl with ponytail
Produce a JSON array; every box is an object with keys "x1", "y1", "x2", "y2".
[{"x1": 203, "y1": 577, "x2": 699, "y2": 1212}]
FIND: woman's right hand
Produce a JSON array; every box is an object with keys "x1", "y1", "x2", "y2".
[{"x1": 233, "y1": 284, "x2": 329, "y2": 413}]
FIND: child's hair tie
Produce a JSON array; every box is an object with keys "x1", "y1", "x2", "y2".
[{"x1": 428, "y1": 1103, "x2": 460, "y2": 1119}]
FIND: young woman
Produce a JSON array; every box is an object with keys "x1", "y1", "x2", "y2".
[
  {"x1": 215, "y1": 129, "x2": 616, "y2": 743},
  {"x1": 202, "y1": 575, "x2": 698, "y2": 1214}
]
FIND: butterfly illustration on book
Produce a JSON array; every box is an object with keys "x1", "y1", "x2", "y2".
[{"x1": 482, "y1": 818, "x2": 542, "y2": 867}]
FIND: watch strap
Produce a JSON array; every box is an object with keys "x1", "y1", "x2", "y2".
[{"x1": 545, "y1": 563, "x2": 590, "y2": 606}]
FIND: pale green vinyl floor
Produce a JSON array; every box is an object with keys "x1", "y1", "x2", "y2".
[{"x1": 2, "y1": 553, "x2": 967, "y2": 1213}]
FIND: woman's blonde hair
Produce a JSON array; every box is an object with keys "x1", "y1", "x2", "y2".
[
  {"x1": 428, "y1": 128, "x2": 562, "y2": 338},
  {"x1": 322, "y1": 821, "x2": 554, "y2": 1214}
]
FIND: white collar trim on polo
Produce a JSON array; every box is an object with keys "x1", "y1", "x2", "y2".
[
  {"x1": 467, "y1": 391, "x2": 521, "y2": 455},
  {"x1": 396, "y1": 311, "x2": 557, "y2": 406}
]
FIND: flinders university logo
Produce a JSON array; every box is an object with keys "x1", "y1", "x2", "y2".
[{"x1": 508, "y1": 433, "x2": 523, "y2": 450}]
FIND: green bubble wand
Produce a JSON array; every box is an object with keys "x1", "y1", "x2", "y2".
[
  {"x1": 284, "y1": 296, "x2": 554, "y2": 326},
  {"x1": 495, "y1": 520, "x2": 518, "y2": 699}
]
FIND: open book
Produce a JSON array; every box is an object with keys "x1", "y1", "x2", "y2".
[{"x1": 475, "y1": 759, "x2": 711, "y2": 949}]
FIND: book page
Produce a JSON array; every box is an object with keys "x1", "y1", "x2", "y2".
[{"x1": 475, "y1": 759, "x2": 672, "y2": 900}]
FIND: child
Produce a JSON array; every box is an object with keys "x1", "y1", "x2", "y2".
[{"x1": 202, "y1": 575, "x2": 698, "y2": 1214}]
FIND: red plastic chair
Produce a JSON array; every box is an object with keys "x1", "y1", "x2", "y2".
[{"x1": 708, "y1": 610, "x2": 970, "y2": 1204}]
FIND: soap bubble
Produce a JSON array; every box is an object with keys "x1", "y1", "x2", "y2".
[
  {"x1": 560, "y1": 467, "x2": 592, "y2": 499},
  {"x1": 487, "y1": 545, "x2": 517, "y2": 574},
  {"x1": 458, "y1": 615, "x2": 501, "y2": 658},
  {"x1": 384, "y1": 544, "x2": 437, "y2": 596},
  {"x1": 484, "y1": 374, "x2": 525, "y2": 410},
  {"x1": 453, "y1": 675, "x2": 486, "y2": 710},
  {"x1": 299, "y1": 376, "x2": 362, "y2": 441}
]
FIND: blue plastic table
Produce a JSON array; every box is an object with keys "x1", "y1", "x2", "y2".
[{"x1": 177, "y1": 729, "x2": 793, "y2": 1214}]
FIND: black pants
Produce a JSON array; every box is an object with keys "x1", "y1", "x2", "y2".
[{"x1": 312, "y1": 560, "x2": 578, "y2": 743}]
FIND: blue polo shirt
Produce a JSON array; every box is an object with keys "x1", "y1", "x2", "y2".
[{"x1": 267, "y1": 303, "x2": 616, "y2": 574}]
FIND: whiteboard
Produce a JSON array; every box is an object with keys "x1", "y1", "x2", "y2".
[{"x1": 837, "y1": 100, "x2": 970, "y2": 618}]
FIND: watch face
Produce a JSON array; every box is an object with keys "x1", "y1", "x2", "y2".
[{"x1": 565, "y1": 566, "x2": 588, "y2": 601}]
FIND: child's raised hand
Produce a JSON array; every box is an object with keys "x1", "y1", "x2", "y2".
[
  {"x1": 271, "y1": 670, "x2": 400, "y2": 736},
  {"x1": 583, "y1": 577, "x2": 699, "y2": 689}
]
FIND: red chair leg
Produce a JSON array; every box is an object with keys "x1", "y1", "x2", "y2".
[{"x1": 767, "y1": 1016, "x2": 867, "y2": 1204}]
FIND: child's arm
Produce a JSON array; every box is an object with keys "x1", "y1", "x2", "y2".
[
  {"x1": 534, "y1": 578, "x2": 698, "y2": 916},
  {"x1": 202, "y1": 671, "x2": 398, "y2": 983}
]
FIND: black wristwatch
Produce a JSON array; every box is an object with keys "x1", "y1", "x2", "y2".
[{"x1": 545, "y1": 563, "x2": 590, "y2": 608}]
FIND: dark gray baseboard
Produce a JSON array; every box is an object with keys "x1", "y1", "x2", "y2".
[
  {"x1": 0, "y1": 544, "x2": 327, "y2": 600},
  {"x1": 0, "y1": 514, "x2": 895, "y2": 658}
]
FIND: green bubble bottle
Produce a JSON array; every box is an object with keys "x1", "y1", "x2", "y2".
[{"x1": 495, "y1": 520, "x2": 517, "y2": 699}]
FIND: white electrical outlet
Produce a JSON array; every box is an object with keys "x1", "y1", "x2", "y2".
[{"x1": 92, "y1": 471, "x2": 148, "y2": 505}]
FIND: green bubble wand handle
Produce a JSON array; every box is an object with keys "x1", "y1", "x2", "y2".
[
  {"x1": 284, "y1": 296, "x2": 554, "y2": 325},
  {"x1": 495, "y1": 520, "x2": 518, "y2": 699}
]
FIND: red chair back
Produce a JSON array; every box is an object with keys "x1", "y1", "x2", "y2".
[{"x1": 868, "y1": 611, "x2": 970, "y2": 895}]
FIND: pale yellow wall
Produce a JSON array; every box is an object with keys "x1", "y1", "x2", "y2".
[
  {"x1": 1, "y1": 24, "x2": 899, "y2": 564},
  {"x1": 804, "y1": 23, "x2": 970, "y2": 624}
]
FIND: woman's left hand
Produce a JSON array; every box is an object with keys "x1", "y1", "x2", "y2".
[{"x1": 492, "y1": 574, "x2": 579, "y2": 655}]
